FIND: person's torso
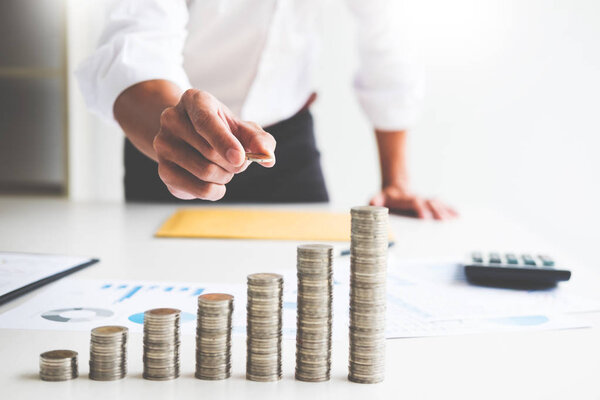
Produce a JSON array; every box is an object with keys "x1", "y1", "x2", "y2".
[{"x1": 183, "y1": 0, "x2": 326, "y2": 126}]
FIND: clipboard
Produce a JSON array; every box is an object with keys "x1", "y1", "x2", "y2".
[{"x1": 0, "y1": 252, "x2": 99, "y2": 306}]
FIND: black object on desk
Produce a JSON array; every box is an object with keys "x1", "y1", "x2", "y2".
[
  {"x1": 0, "y1": 253, "x2": 99, "y2": 306},
  {"x1": 465, "y1": 252, "x2": 571, "y2": 289}
]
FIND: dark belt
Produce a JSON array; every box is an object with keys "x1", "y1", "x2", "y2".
[{"x1": 124, "y1": 108, "x2": 329, "y2": 203}]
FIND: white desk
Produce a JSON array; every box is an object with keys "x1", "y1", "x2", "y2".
[{"x1": 0, "y1": 196, "x2": 598, "y2": 399}]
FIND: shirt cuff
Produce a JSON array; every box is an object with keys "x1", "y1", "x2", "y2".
[
  {"x1": 75, "y1": 43, "x2": 192, "y2": 126},
  {"x1": 355, "y1": 85, "x2": 424, "y2": 132}
]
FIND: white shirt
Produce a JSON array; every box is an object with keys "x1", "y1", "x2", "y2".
[{"x1": 76, "y1": 0, "x2": 424, "y2": 130}]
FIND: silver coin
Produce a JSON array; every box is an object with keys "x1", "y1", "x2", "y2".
[
  {"x1": 348, "y1": 207, "x2": 388, "y2": 384},
  {"x1": 142, "y1": 308, "x2": 181, "y2": 381},
  {"x1": 195, "y1": 293, "x2": 234, "y2": 381},
  {"x1": 39, "y1": 350, "x2": 78, "y2": 381},
  {"x1": 246, "y1": 273, "x2": 283, "y2": 382},
  {"x1": 295, "y1": 244, "x2": 333, "y2": 382}
]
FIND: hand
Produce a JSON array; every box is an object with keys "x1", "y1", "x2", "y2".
[
  {"x1": 369, "y1": 185, "x2": 458, "y2": 220},
  {"x1": 153, "y1": 89, "x2": 276, "y2": 200}
]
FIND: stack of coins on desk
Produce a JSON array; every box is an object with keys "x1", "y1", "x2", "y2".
[
  {"x1": 295, "y1": 244, "x2": 333, "y2": 382},
  {"x1": 349, "y1": 206, "x2": 388, "y2": 384},
  {"x1": 39, "y1": 350, "x2": 78, "y2": 381},
  {"x1": 246, "y1": 273, "x2": 283, "y2": 382},
  {"x1": 89, "y1": 325, "x2": 128, "y2": 381},
  {"x1": 143, "y1": 308, "x2": 181, "y2": 380},
  {"x1": 195, "y1": 293, "x2": 234, "y2": 380}
]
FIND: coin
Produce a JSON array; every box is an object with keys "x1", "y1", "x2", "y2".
[
  {"x1": 143, "y1": 308, "x2": 181, "y2": 381},
  {"x1": 89, "y1": 325, "x2": 128, "y2": 381},
  {"x1": 245, "y1": 152, "x2": 275, "y2": 163},
  {"x1": 295, "y1": 244, "x2": 333, "y2": 382},
  {"x1": 39, "y1": 350, "x2": 78, "y2": 381},
  {"x1": 348, "y1": 206, "x2": 388, "y2": 384},
  {"x1": 246, "y1": 273, "x2": 283, "y2": 382},
  {"x1": 196, "y1": 293, "x2": 234, "y2": 380}
]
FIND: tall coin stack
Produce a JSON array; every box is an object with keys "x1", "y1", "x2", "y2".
[
  {"x1": 295, "y1": 244, "x2": 333, "y2": 382},
  {"x1": 195, "y1": 293, "x2": 234, "y2": 380},
  {"x1": 143, "y1": 308, "x2": 181, "y2": 380},
  {"x1": 349, "y1": 206, "x2": 389, "y2": 384},
  {"x1": 39, "y1": 350, "x2": 78, "y2": 381},
  {"x1": 246, "y1": 273, "x2": 283, "y2": 382},
  {"x1": 89, "y1": 325, "x2": 128, "y2": 381}
]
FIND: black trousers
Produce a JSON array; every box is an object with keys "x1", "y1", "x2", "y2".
[{"x1": 124, "y1": 109, "x2": 329, "y2": 203}]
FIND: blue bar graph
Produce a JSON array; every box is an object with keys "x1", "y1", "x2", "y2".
[
  {"x1": 118, "y1": 285, "x2": 142, "y2": 303},
  {"x1": 99, "y1": 281, "x2": 207, "y2": 304}
]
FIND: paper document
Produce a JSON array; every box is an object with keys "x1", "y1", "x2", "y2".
[
  {"x1": 1, "y1": 257, "x2": 597, "y2": 338},
  {"x1": 0, "y1": 252, "x2": 97, "y2": 304}
]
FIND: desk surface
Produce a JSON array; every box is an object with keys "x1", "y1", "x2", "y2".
[{"x1": 0, "y1": 196, "x2": 598, "y2": 399}]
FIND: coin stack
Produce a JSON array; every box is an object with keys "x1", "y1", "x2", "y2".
[
  {"x1": 143, "y1": 308, "x2": 181, "y2": 380},
  {"x1": 295, "y1": 244, "x2": 333, "y2": 382},
  {"x1": 89, "y1": 325, "x2": 128, "y2": 381},
  {"x1": 246, "y1": 273, "x2": 283, "y2": 382},
  {"x1": 39, "y1": 350, "x2": 78, "y2": 381},
  {"x1": 349, "y1": 206, "x2": 388, "y2": 384},
  {"x1": 195, "y1": 293, "x2": 234, "y2": 380}
]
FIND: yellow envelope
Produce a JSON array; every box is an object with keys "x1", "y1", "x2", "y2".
[{"x1": 155, "y1": 208, "x2": 354, "y2": 241}]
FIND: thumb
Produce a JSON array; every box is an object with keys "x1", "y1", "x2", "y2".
[
  {"x1": 370, "y1": 191, "x2": 386, "y2": 206},
  {"x1": 232, "y1": 120, "x2": 277, "y2": 168}
]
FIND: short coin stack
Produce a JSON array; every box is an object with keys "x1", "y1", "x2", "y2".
[
  {"x1": 349, "y1": 206, "x2": 389, "y2": 384},
  {"x1": 195, "y1": 293, "x2": 234, "y2": 380},
  {"x1": 295, "y1": 244, "x2": 333, "y2": 382},
  {"x1": 89, "y1": 325, "x2": 128, "y2": 381},
  {"x1": 246, "y1": 273, "x2": 283, "y2": 382},
  {"x1": 39, "y1": 350, "x2": 78, "y2": 381},
  {"x1": 143, "y1": 308, "x2": 181, "y2": 380}
]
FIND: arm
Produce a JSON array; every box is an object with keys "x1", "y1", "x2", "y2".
[
  {"x1": 344, "y1": 0, "x2": 457, "y2": 219},
  {"x1": 370, "y1": 129, "x2": 458, "y2": 220},
  {"x1": 114, "y1": 80, "x2": 276, "y2": 201},
  {"x1": 114, "y1": 80, "x2": 181, "y2": 162},
  {"x1": 77, "y1": 0, "x2": 275, "y2": 201}
]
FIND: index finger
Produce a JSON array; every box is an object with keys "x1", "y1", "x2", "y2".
[{"x1": 181, "y1": 89, "x2": 246, "y2": 167}]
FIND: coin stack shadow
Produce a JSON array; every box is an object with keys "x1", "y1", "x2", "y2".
[
  {"x1": 143, "y1": 308, "x2": 181, "y2": 380},
  {"x1": 295, "y1": 244, "x2": 333, "y2": 382},
  {"x1": 349, "y1": 206, "x2": 388, "y2": 384},
  {"x1": 195, "y1": 293, "x2": 234, "y2": 380},
  {"x1": 39, "y1": 350, "x2": 78, "y2": 381},
  {"x1": 89, "y1": 325, "x2": 128, "y2": 381},
  {"x1": 246, "y1": 273, "x2": 284, "y2": 382}
]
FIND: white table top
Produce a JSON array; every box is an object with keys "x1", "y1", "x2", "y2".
[{"x1": 0, "y1": 196, "x2": 598, "y2": 399}]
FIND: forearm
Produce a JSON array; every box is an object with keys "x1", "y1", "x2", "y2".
[
  {"x1": 113, "y1": 79, "x2": 183, "y2": 161},
  {"x1": 374, "y1": 129, "x2": 409, "y2": 189}
]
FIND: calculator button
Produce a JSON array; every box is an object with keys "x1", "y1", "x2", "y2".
[
  {"x1": 471, "y1": 252, "x2": 483, "y2": 263},
  {"x1": 538, "y1": 255, "x2": 555, "y2": 267},
  {"x1": 522, "y1": 254, "x2": 537, "y2": 266},
  {"x1": 505, "y1": 253, "x2": 519, "y2": 264},
  {"x1": 489, "y1": 252, "x2": 502, "y2": 264}
]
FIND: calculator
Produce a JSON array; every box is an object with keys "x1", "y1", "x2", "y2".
[{"x1": 464, "y1": 252, "x2": 571, "y2": 289}]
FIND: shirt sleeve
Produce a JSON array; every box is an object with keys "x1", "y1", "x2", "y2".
[
  {"x1": 75, "y1": 0, "x2": 192, "y2": 125},
  {"x1": 344, "y1": 0, "x2": 425, "y2": 131}
]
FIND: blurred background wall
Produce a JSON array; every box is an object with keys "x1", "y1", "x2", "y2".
[
  {"x1": 2, "y1": 0, "x2": 599, "y2": 260},
  {"x1": 0, "y1": 0, "x2": 67, "y2": 194}
]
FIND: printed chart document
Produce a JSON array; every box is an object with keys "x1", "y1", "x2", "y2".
[
  {"x1": 1, "y1": 257, "x2": 598, "y2": 338},
  {"x1": 0, "y1": 252, "x2": 98, "y2": 305}
]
